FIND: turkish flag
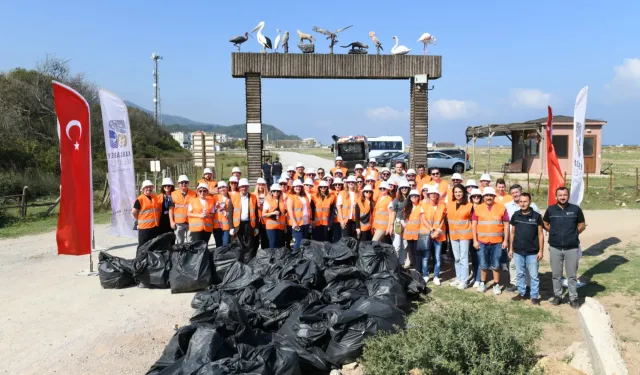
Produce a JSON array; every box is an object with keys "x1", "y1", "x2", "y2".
[
  {"x1": 545, "y1": 106, "x2": 565, "y2": 206},
  {"x1": 52, "y1": 81, "x2": 93, "y2": 255}
]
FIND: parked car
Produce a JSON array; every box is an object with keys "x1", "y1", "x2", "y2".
[
  {"x1": 427, "y1": 151, "x2": 472, "y2": 173},
  {"x1": 387, "y1": 152, "x2": 409, "y2": 168},
  {"x1": 437, "y1": 148, "x2": 469, "y2": 161},
  {"x1": 376, "y1": 151, "x2": 403, "y2": 166}
]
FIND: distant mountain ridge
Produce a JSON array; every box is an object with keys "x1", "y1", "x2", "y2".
[{"x1": 124, "y1": 101, "x2": 301, "y2": 141}]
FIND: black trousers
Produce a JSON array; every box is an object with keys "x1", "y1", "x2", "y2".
[
  {"x1": 359, "y1": 229, "x2": 373, "y2": 241},
  {"x1": 285, "y1": 225, "x2": 293, "y2": 249},
  {"x1": 341, "y1": 220, "x2": 357, "y2": 239},
  {"x1": 257, "y1": 222, "x2": 269, "y2": 250},
  {"x1": 237, "y1": 221, "x2": 257, "y2": 262},
  {"x1": 190, "y1": 230, "x2": 212, "y2": 247},
  {"x1": 312, "y1": 225, "x2": 329, "y2": 242},
  {"x1": 138, "y1": 228, "x2": 157, "y2": 247}
]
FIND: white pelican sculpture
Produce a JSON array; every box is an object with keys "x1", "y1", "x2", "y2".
[
  {"x1": 274, "y1": 29, "x2": 282, "y2": 53},
  {"x1": 251, "y1": 21, "x2": 272, "y2": 53},
  {"x1": 418, "y1": 33, "x2": 436, "y2": 55},
  {"x1": 391, "y1": 36, "x2": 411, "y2": 55}
]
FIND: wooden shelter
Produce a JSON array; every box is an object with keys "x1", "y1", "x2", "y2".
[
  {"x1": 465, "y1": 115, "x2": 607, "y2": 175},
  {"x1": 231, "y1": 53, "x2": 443, "y2": 183}
]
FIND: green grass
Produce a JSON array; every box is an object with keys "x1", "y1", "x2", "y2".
[
  {"x1": 575, "y1": 241, "x2": 640, "y2": 297},
  {"x1": 0, "y1": 206, "x2": 110, "y2": 238}
]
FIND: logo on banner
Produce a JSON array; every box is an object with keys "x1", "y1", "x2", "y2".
[
  {"x1": 575, "y1": 121, "x2": 583, "y2": 158},
  {"x1": 109, "y1": 130, "x2": 118, "y2": 149},
  {"x1": 108, "y1": 120, "x2": 128, "y2": 150}
]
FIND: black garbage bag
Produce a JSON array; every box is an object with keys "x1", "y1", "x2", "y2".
[
  {"x1": 278, "y1": 301, "x2": 343, "y2": 350},
  {"x1": 365, "y1": 271, "x2": 408, "y2": 310},
  {"x1": 146, "y1": 324, "x2": 199, "y2": 375},
  {"x1": 219, "y1": 261, "x2": 260, "y2": 293},
  {"x1": 170, "y1": 241, "x2": 214, "y2": 294},
  {"x1": 299, "y1": 240, "x2": 330, "y2": 270},
  {"x1": 215, "y1": 295, "x2": 256, "y2": 346},
  {"x1": 279, "y1": 258, "x2": 324, "y2": 289},
  {"x1": 324, "y1": 241, "x2": 357, "y2": 266},
  {"x1": 247, "y1": 248, "x2": 277, "y2": 277},
  {"x1": 338, "y1": 237, "x2": 358, "y2": 251},
  {"x1": 323, "y1": 266, "x2": 363, "y2": 284},
  {"x1": 238, "y1": 342, "x2": 301, "y2": 375},
  {"x1": 195, "y1": 356, "x2": 268, "y2": 375},
  {"x1": 176, "y1": 324, "x2": 236, "y2": 375},
  {"x1": 398, "y1": 268, "x2": 428, "y2": 296},
  {"x1": 191, "y1": 287, "x2": 222, "y2": 310},
  {"x1": 273, "y1": 333, "x2": 337, "y2": 374},
  {"x1": 98, "y1": 251, "x2": 135, "y2": 289},
  {"x1": 356, "y1": 242, "x2": 399, "y2": 277},
  {"x1": 212, "y1": 239, "x2": 243, "y2": 283},
  {"x1": 190, "y1": 289, "x2": 224, "y2": 324},
  {"x1": 137, "y1": 232, "x2": 176, "y2": 258},
  {"x1": 134, "y1": 247, "x2": 172, "y2": 289},
  {"x1": 258, "y1": 281, "x2": 309, "y2": 309},
  {"x1": 323, "y1": 266, "x2": 367, "y2": 304},
  {"x1": 258, "y1": 290, "x2": 323, "y2": 331},
  {"x1": 349, "y1": 297, "x2": 405, "y2": 332}
]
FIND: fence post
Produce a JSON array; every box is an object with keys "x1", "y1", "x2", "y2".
[
  {"x1": 527, "y1": 171, "x2": 530, "y2": 193},
  {"x1": 586, "y1": 172, "x2": 589, "y2": 193},
  {"x1": 609, "y1": 169, "x2": 613, "y2": 193},
  {"x1": 636, "y1": 167, "x2": 638, "y2": 195},
  {"x1": 21, "y1": 186, "x2": 28, "y2": 218}
]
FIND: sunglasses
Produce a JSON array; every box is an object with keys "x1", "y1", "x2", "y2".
[
  {"x1": 431, "y1": 172, "x2": 440, "y2": 176},
  {"x1": 197, "y1": 190, "x2": 207, "y2": 193},
  {"x1": 379, "y1": 188, "x2": 387, "y2": 191},
  {"x1": 319, "y1": 186, "x2": 328, "y2": 189},
  {"x1": 357, "y1": 181, "x2": 364, "y2": 184},
  {"x1": 453, "y1": 179, "x2": 462, "y2": 182},
  {"x1": 467, "y1": 185, "x2": 478, "y2": 189},
  {"x1": 318, "y1": 172, "x2": 325, "y2": 175},
  {"x1": 273, "y1": 191, "x2": 281, "y2": 193},
  {"x1": 364, "y1": 191, "x2": 373, "y2": 194},
  {"x1": 179, "y1": 182, "x2": 188, "y2": 185}
]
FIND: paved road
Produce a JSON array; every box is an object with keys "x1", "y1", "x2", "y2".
[{"x1": 276, "y1": 151, "x2": 334, "y2": 175}]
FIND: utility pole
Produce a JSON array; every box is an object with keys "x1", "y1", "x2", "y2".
[{"x1": 151, "y1": 52, "x2": 163, "y2": 126}]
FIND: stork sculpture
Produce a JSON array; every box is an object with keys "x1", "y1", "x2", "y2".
[
  {"x1": 251, "y1": 21, "x2": 272, "y2": 53},
  {"x1": 229, "y1": 32, "x2": 251, "y2": 52},
  {"x1": 282, "y1": 31, "x2": 290, "y2": 53},
  {"x1": 274, "y1": 29, "x2": 282, "y2": 53},
  {"x1": 312, "y1": 25, "x2": 353, "y2": 54},
  {"x1": 369, "y1": 31, "x2": 383, "y2": 55},
  {"x1": 418, "y1": 33, "x2": 436, "y2": 55}
]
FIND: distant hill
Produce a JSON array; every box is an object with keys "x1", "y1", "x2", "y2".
[{"x1": 125, "y1": 101, "x2": 301, "y2": 141}]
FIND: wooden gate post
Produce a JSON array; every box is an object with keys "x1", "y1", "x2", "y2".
[
  {"x1": 21, "y1": 186, "x2": 28, "y2": 218},
  {"x1": 410, "y1": 78, "x2": 428, "y2": 169},
  {"x1": 245, "y1": 73, "x2": 263, "y2": 184}
]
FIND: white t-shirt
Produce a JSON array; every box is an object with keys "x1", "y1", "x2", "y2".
[
  {"x1": 300, "y1": 196, "x2": 309, "y2": 225},
  {"x1": 240, "y1": 194, "x2": 250, "y2": 220},
  {"x1": 336, "y1": 191, "x2": 356, "y2": 219}
]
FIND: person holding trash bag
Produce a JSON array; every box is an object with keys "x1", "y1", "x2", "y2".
[
  {"x1": 170, "y1": 175, "x2": 196, "y2": 244},
  {"x1": 253, "y1": 178, "x2": 269, "y2": 250},
  {"x1": 157, "y1": 178, "x2": 176, "y2": 236},
  {"x1": 263, "y1": 183, "x2": 286, "y2": 248},
  {"x1": 132, "y1": 180, "x2": 162, "y2": 246},
  {"x1": 287, "y1": 179, "x2": 312, "y2": 252},
  {"x1": 446, "y1": 184, "x2": 473, "y2": 290},
  {"x1": 187, "y1": 183, "x2": 216, "y2": 246},
  {"x1": 403, "y1": 189, "x2": 422, "y2": 272},
  {"x1": 311, "y1": 180, "x2": 334, "y2": 242},
  {"x1": 419, "y1": 185, "x2": 447, "y2": 285},
  {"x1": 355, "y1": 185, "x2": 375, "y2": 241},
  {"x1": 232, "y1": 178, "x2": 259, "y2": 261},
  {"x1": 337, "y1": 176, "x2": 358, "y2": 238},
  {"x1": 213, "y1": 181, "x2": 233, "y2": 247}
]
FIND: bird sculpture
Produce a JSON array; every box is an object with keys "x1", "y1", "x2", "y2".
[
  {"x1": 368, "y1": 31, "x2": 383, "y2": 55},
  {"x1": 229, "y1": 32, "x2": 251, "y2": 52},
  {"x1": 391, "y1": 36, "x2": 411, "y2": 55},
  {"x1": 417, "y1": 33, "x2": 436, "y2": 55},
  {"x1": 274, "y1": 29, "x2": 282, "y2": 52},
  {"x1": 312, "y1": 25, "x2": 353, "y2": 54},
  {"x1": 251, "y1": 21, "x2": 272, "y2": 53},
  {"x1": 282, "y1": 31, "x2": 290, "y2": 53}
]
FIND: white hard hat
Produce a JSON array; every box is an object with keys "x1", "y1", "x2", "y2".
[
  {"x1": 470, "y1": 188, "x2": 483, "y2": 197},
  {"x1": 406, "y1": 169, "x2": 417, "y2": 175},
  {"x1": 287, "y1": 165, "x2": 295, "y2": 172},
  {"x1": 278, "y1": 176, "x2": 289, "y2": 184},
  {"x1": 369, "y1": 157, "x2": 376, "y2": 162},
  {"x1": 304, "y1": 178, "x2": 314, "y2": 186},
  {"x1": 480, "y1": 173, "x2": 491, "y2": 182},
  {"x1": 362, "y1": 185, "x2": 373, "y2": 192},
  {"x1": 465, "y1": 179, "x2": 478, "y2": 187},
  {"x1": 335, "y1": 156, "x2": 343, "y2": 161},
  {"x1": 196, "y1": 183, "x2": 209, "y2": 191},
  {"x1": 428, "y1": 186, "x2": 440, "y2": 195},
  {"x1": 379, "y1": 181, "x2": 390, "y2": 190},
  {"x1": 140, "y1": 180, "x2": 154, "y2": 191},
  {"x1": 318, "y1": 180, "x2": 329, "y2": 187},
  {"x1": 409, "y1": 189, "x2": 420, "y2": 197},
  {"x1": 451, "y1": 173, "x2": 463, "y2": 181},
  {"x1": 324, "y1": 175, "x2": 333, "y2": 181},
  {"x1": 238, "y1": 178, "x2": 250, "y2": 187},
  {"x1": 229, "y1": 176, "x2": 239, "y2": 183},
  {"x1": 381, "y1": 167, "x2": 390, "y2": 173},
  {"x1": 482, "y1": 187, "x2": 497, "y2": 196},
  {"x1": 345, "y1": 176, "x2": 357, "y2": 183},
  {"x1": 306, "y1": 168, "x2": 316, "y2": 174},
  {"x1": 232, "y1": 167, "x2": 241, "y2": 173},
  {"x1": 366, "y1": 174, "x2": 376, "y2": 181},
  {"x1": 178, "y1": 175, "x2": 189, "y2": 183},
  {"x1": 421, "y1": 183, "x2": 431, "y2": 191},
  {"x1": 387, "y1": 179, "x2": 397, "y2": 186},
  {"x1": 292, "y1": 179, "x2": 303, "y2": 187},
  {"x1": 217, "y1": 181, "x2": 228, "y2": 188},
  {"x1": 355, "y1": 164, "x2": 364, "y2": 170},
  {"x1": 332, "y1": 177, "x2": 344, "y2": 185},
  {"x1": 270, "y1": 184, "x2": 281, "y2": 191},
  {"x1": 256, "y1": 178, "x2": 267, "y2": 184},
  {"x1": 203, "y1": 168, "x2": 213, "y2": 175},
  {"x1": 296, "y1": 162, "x2": 304, "y2": 168},
  {"x1": 161, "y1": 177, "x2": 174, "y2": 186},
  {"x1": 398, "y1": 180, "x2": 410, "y2": 189}
]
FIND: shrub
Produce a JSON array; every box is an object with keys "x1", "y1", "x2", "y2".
[{"x1": 361, "y1": 298, "x2": 542, "y2": 375}]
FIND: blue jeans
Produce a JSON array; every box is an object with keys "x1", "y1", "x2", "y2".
[
  {"x1": 266, "y1": 229, "x2": 283, "y2": 249},
  {"x1": 292, "y1": 224, "x2": 310, "y2": 252},
  {"x1": 213, "y1": 229, "x2": 230, "y2": 247},
  {"x1": 478, "y1": 243, "x2": 502, "y2": 271},
  {"x1": 418, "y1": 234, "x2": 441, "y2": 278},
  {"x1": 331, "y1": 222, "x2": 343, "y2": 243},
  {"x1": 514, "y1": 252, "x2": 540, "y2": 299},
  {"x1": 451, "y1": 239, "x2": 470, "y2": 282},
  {"x1": 272, "y1": 175, "x2": 281, "y2": 185},
  {"x1": 470, "y1": 247, "x2": 481, "y2": 282}
]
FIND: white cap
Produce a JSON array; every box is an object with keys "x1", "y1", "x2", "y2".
[
  {"x1": 465, "y1": 179, "x2": 478, "y2": 187},
  {"x1": 229, "y1": 176, "x2": 239, "y2": 183},
  {"x1": 238, "y1": 178, "x2": 250, "y2": 187},
  {"x1": 287, "y1": 165, "x2": 295, "y2": 172},
  {"x1": 304, "y1": 178, "x2": 314, "y2": 186},
  {"x1": 196, "y1": 183, "x2": 209, "y2": 191},
  {"x1": 140, "y1": 180, "x2": 154, "y2": 191},
  {"x1": 306, "y1": 168, "x2": 316, "y2": 174},
  {"x1": 232, "y1": 167, "x2": 241, "y2": 173},
  {"x1": 398, "y1": 180, "x2": 410, "y2": 189},
  {"x1": 355, "y1": 164, "x2": 364, "y2": 170},
  {"x1": 409, "y1": 189, "x2": 420, "y2": 197},
  {"x1": 217, "y1": 181, "x2": 228, "y2": 188},
  {"x1": 470, "y1": 188, "x2": 483, "y2": 197},
  {"x1": 428, "y1": 186, "x2": 440, "y2": 195},
  {"x1": 292, "y1": 179, "x2": 303, "y2": 187},
  {"x1": 296, "y1": 162, "x2": 304, "y2": 168},
  {"x1": 318, "y1": 180, "x2": 329, "y2": 187},
  {"x1": 334, "y1": 169, "x2": 344, "y2": 175},
  {"x1": 387, "y1": 179, "x2": 398, "y2": 186},
  {"x1": 379, "y1": 181, "x2": 390, "y2": 190},
  {"x1": 278, "y1": 176, "x2": 289, "y2": 184},
  {"x1": 451, "y1": 173, "x2": 463, "y2": 181},
  {"x1": 332, "y1": 177, "x2": 344, "y2": 185},
  {"x1": 362, "y1": 185, "x2": 373, "y2": 192},
  {"x1": 369, "y1": 157, "x2": 376, "y2": 162},
  {"x1": 161, "y1": 177, "x2": 174, "y2": 186},
  {"x1": 178, "y1": 175, "x2": 189, "y2": 183},
  {"x1": 203, "y1": 168, "x2": 213, "y2": 175},
  {"x1": 345, "y1": 176, "x2": 357, "y2": 183},
  {"x1": 366, "y1": 174, "x2": 376, "y2": 181},
  {"x1": 421, "y1": 184, "x2": 431, "y2": 191},
  {"x1": 324, "y1": 175, "x2": 333, "y2": 181},
  {"x1": 406, "y1": 169, "x2": 416, "y2": 175},
  {"x1": 335, "y1": 156, "x2": 343, "y2": 161},
  {"x1": 270, "y1": 184, "x2": 281, "y2": 191},
  {"x1": 256, "y1": 178, "x2": 267, "y2": 184},
  {"x1": 482, "y1": 187, "x2": 497, "y2": 196},
  {"x1": 480, "y1": 173, "x2": 491, "y2": 182},
  {"x1": 381, "y1": 167, "x2": 390, "y2": 173}
]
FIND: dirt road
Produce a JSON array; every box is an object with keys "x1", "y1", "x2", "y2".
[
  {"x1": 276, "y1": 151, "x2": 334, "y2": 174},
  {"x1": 0, "y1": 208, "x2": 638, "y2": 374}
]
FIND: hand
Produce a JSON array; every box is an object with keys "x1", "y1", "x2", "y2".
[
  {"x1": 200, "y1": 213, "x2": 207, "y2": 219},
  {"x1": 502, "y1": 240, "x2": 508, "y2": 249},
  {"x1": 508, "y1": 250, "x2": 513, "y2": 259},
  {"x1": 253, "y1": 228, "x2": 259, "y2": 236},
  {"x1": 230, "y1": 228, "x2": 235, "y2": 236},
  {"x1": 473, "y1": 241, "x2": 479, "y2": 250},
  {"x1": 170, "y1": 222, "x2": 176, "y2": 230},
  {"x1": 386, "y1": 226, "x2": 393, "y2": 235},
  {"x1": 341, "y1": 222, "x2": 347, "y2": 229},
  {"x1": 356, "y1": 228, "x2": 361, "y2": 236},
  {"x1": 537, "y1": 251, "x2": 543, "y2": 261}
]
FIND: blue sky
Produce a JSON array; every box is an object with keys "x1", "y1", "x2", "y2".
[{"x1": 2, "y1": 1, "x2": 639, "y2": 145}]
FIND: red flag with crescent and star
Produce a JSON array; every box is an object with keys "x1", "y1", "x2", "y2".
[
  {"x1": 52, "y1": 81, "x2": 93, "y2": 255},
  {"x1": 545, "y1": 106, "x2": 565, "y2": 206}
]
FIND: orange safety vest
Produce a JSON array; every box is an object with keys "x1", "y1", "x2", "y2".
[
  {"x1": 416, "y1": 175, "x2": 432, "y2": 191},
  {"x1": 231, "y1": 193, "x2": 258, "y2": 228},
  {"x1": 474, "y1": 203, "x2": 507, "y2": 244},
  {"x1": 198, "y1": 179, "x2": 218, "y2": 194},
  {"x1": 294, "y1": 171, "x2": 305, "y2": 181},
  {"x1": 403, "y1": 205, "x2": 422, "y2": 240},
  {"x1": 288, "y1": 194, "x2": 312, "y2": 227},
  {"x1": 356, "y1": 199, "x2": 372, "y2": 232},
  {"x1": 446, "y1": 201, "x2": 473, "y2": 241},
  {"x1": 431, "y1": 180, "x2": 448, "y2": 199},
  {"x1": 313, "y1": 194, "x2": 334, "y2": 227},
  {"x1": 339, "y1": 191, "x2": 357, "y2": 222},
  {"x1": 214, "y1": 195, "x2": 231, "y2": 230},
  {"x1": 331, "y1": 166, "x2": 348, "y2": 177},
  {"x1": 373, "y1": 195, "x2": 392, "y2": 232},
  {"x1": 365, "y1": 167, "x2": 379, "y2": 180},
  {"x1": 188, "y1": 197, "x2": 215, "y2": 233},
  {"x1": 421, "y1": 201, "x2": 447, "y2": 242},
  {"x1": 171, "y1": 189, "x2": 196, "y2": 224},
  {"x1": 331, "y1": 190, "x2": 344, "y2": 223},
  {"x1": 495, "y1": 193, "x2": 513, "y2": 205},
  {"x1": 136, "y1": 194, "x2": 161, "y2": 229},
  {"x1": 264, "y1": 196, "x2": 286, "y2": 230},
  {"x1": 252, "y1": 192, "x2": 267, "y2": 224}
]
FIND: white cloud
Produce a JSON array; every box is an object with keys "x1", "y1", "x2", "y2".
[
  {"x1": 365, "y1": 106, "x2": 409, "y2": 121},
  {"x1": 605, "y1": 58, "x2": 640, "y2": 99},
  {"x1": 509, "y1": 88, "x2": 552, "y2": 109},
  {"x1": 431, "y1": 99, "x2": 478, "y2": 120}
]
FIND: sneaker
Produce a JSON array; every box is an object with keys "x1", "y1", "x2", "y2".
[
  {"x1": 570, "y1": 300, "x2": 580, "y2": 309},
  {"x1": 473, "y1": 281, "x2": 480, "y2": 288},
  {"x1": 511, "y1": 294, "x2": 526, "y2": 302},
  {"x1": 551, "y1": 296, "x2": 562, "y2": 306},
  {"x1": 433, "y1": 277, "x2": 441, "y2": 286},
  {"x1": 477, "y1": 282, "x2": 486, "y2": 293},
  {"x1": 423, "y1": 276, "x2": 429, "y2": 283},
  {"x1": 505, "y1": 285, "x2": 518, "y2": 293},
  {"x1": 493, "y1": 284, "x2": 502, "y2": 296},
  {"x1": 531, "y1": 298, "x2": 541, "y2": 306},
  {"x1": 457, "y1": 282, "x2": 467, "y2": 290},
  {"x1": 449, "y1": 280, "x2": 460, "y2": 287}
]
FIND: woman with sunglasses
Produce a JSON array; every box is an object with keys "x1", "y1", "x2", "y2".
[
  {"x1": 390, "y1": 180, "x2": 411, "y2": 266},
  {"x1": 372, "y1": 181, "x2": 393, "y2": 242},
  {"x1": 287, "y1": 180, "x2": 312, "y2": 252},
  {"x1": 387, "y1": 180, "x2": 398, "y2": 200},
  {"x1": 157, "y1": 177, "x2": 176, "y2": 237},
  {"x1": 465, "y1": 179, "x2": 478, "y2": 195},
  {"x1": 419, "y1": 186, "x2": 447, "y2": 285},
  {"x1": 337, "y1": 176, "x2": 358, "y2": 238},
  {"x1": 468, "y1": 188, "x2": 484, "y2": 287},
  {"x1": 402, "y1": 189, "x2": 423, "y2": 272},
  {"x1": 253, "y1": 178, "x2": 269, "y2": 251},
  {"x1": 228, "y1": 176, "x2": 240, "y2": 195},
  {"x1": 278, "y1": 176, "x2": 293, "y2": 249},
  {"x1": 330, "y1": 178, "x2": 345, "y2": 242},
  {"x1": 187, "y1": 183, "x2": 216, "y2": 246},
  {"x1": 262, "y1": 184, "x2": 286, "y2": 248},
  {"x1": 171, "y1": 175, "x2": 197, "y2": 244},
  {"x1": 446, "y1": 184, "x2": 473, "y2": 290},
  {"x1": 213, "y1": 181, "x2": 233, "y2": 247},
  {"x1": 312, "y1": 180, "x2": 334, "y2": 241},
  {"x1": 355, "y1": 185, "x2": 375, "y2": 241},
  {"x1": 304, "y1": 178, "x2": 315, "y2": 199}
]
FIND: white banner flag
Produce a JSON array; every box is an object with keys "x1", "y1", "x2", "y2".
[
  {"x1": 99, "y1": 89, "x2": 137, "y2": 238},
  {"x1": 570, "y1": 86, "x2": 588, "y2": 206}
]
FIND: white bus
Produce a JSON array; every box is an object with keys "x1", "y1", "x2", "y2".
[{"x1": 367, "y1": 136, "x2": 405, "y2": 158}]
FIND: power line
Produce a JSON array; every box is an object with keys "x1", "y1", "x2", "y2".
[{"x1": 151, "y1": 52, "x2": 163, "y2": 126}]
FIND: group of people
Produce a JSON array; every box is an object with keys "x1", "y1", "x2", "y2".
[{"x1": 132, "y1": 156, "x2": 587, "y2": 308}]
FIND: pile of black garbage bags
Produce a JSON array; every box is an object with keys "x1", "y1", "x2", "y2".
[{"x1": 97, "y1": 233, "x2": 427, "y2": 375}]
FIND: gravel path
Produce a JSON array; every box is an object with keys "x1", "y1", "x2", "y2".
[{"x1": 276, "y1": 151, "x2": 334, "y2": 174}]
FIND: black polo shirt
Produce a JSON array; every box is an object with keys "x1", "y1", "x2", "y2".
[
  {"x1": 510, "y1": 210, "x2": 543, "y2": 254},
  {"x1": 543, "y1": 203, "x2": 585, "y2": 250}
]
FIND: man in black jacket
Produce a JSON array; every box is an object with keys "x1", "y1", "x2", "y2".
[
  {"x1": 543, "y1": 187, "x2": 586, "y2": 309},
  {"x1": 270, "y1": 157, "x2": 283, "y2": 185}
]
